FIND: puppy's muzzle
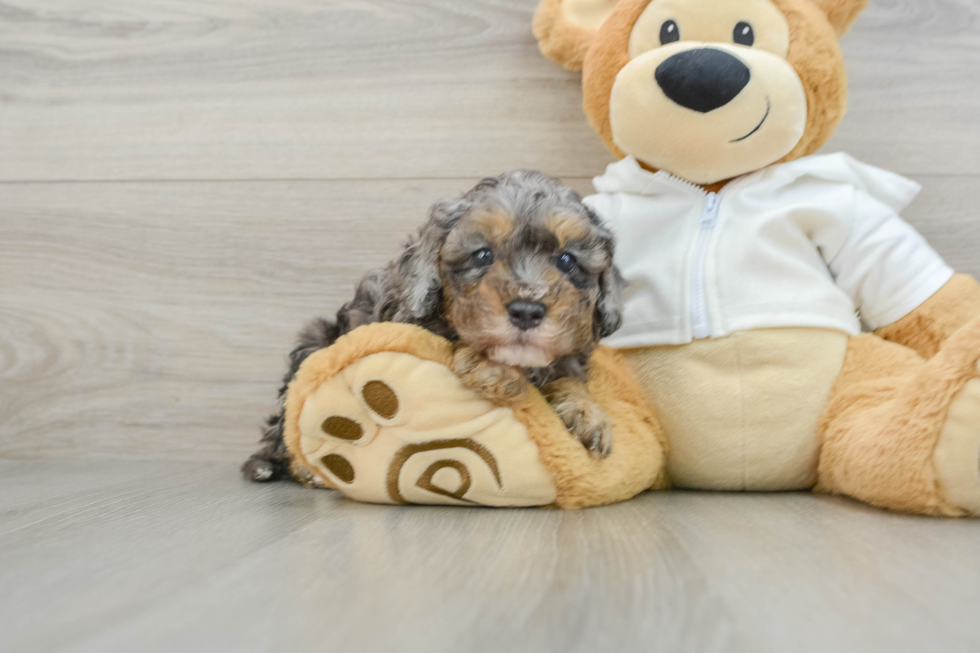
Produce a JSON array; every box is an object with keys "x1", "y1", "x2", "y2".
[
  {"x1": 655, "y1": 48, "x2": 750, "y2": 113},
  {"x1": 507, "y1": 301, "x2": 546, "y2": 331}
]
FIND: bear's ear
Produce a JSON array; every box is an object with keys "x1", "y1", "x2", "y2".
[
  {"x1": 533, "y1": 0, "x2": 621, "y2": 71},
  {"x1": 811, "y1": 0, "x2": 871, "y2": 35}
]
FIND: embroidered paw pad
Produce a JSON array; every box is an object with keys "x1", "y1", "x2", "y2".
[{"x1": 295, "y1": 352, "x2": 557, "y2": 506}]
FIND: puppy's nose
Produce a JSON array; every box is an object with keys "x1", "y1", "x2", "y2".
[
  {"x1": 655, "y1": 48, "x2": 750, "y2": 113},
  {"x1": 507, "y1": 301, "x2": 546, "y2": 330}
]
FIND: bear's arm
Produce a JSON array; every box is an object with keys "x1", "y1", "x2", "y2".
[
  {"x1": 874, "y1": 274, "x2": 980, "y2": 359},
  {"x1": 824, "y1": 189, "x2": 980, "y2": 358},
  {"x1": 826, "y1": 190, "x2": 953, "y2": 334}
]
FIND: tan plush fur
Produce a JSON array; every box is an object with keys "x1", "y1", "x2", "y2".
[
  {"x1": 581, "y1": 0, "x2": 652, "y2": 160},
  {"x1": 874, "y1": 274, "x2": 980, "y2": 360},
  {"x1": 284, "y1": 323, "x2": 666, "y2": 509},
  {"x1": 934, "y1": 379, "x2": 980, "y2": 514},
  {"x1": 516, "y1": 345, "x2": 669, "y2": 508},
  {"x1": 769, "y1": 0, "x2": 848, "y2": 166},
  {"x1": 533, "y1": 0, "x2": 597, "y2": 71},
  {"x1": 623, "y1": 328, "x2": 848, "y2": 491},
  {"x1": 812, "y1": 0, "x2": 872, "y2": 35},
  {"x1": 817, "y1": 316, "x2": 980, "y2": 516}
]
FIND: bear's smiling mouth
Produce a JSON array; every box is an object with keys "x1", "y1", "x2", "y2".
[{"x1": 730, "y1": 97, "x2": 771, "y2": 143}]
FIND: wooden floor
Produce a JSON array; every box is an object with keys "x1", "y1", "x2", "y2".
[
  {"x1": 1, "y1": 460, "x2": 978, "y2": 653},
  {"x1": 2, "y1": 0, "x2": 980, "y2": 651}
]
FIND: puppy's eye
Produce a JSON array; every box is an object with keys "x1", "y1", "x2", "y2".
[
  {"x1": 733, "y1": 21, "x2": 754, "y2": 46},
  {"x1": 556, "y1": 252, "x2": 577, "y2": 274},
  {"x1": 471, "y1": 247, "x2": 494, "y2": 266},
  {"x1": 660, "y1": 20, "x2": 680, "y2": 45}
]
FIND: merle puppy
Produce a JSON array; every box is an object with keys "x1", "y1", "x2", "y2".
[{"x1": 243, "y1": 170, "x2": 624, "y2": 483}]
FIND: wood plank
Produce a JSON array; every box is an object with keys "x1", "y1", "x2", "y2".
[
  {"x1": 1, "y1": 175, "x2": 977, "y2": 461},
  {"x1": 1, "y1": 460, "x2": 978, "y2": 653},
  {"x1": 0, "y1": 0, "x2": 978, "y2": 181}
]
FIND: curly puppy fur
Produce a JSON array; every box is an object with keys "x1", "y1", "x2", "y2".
[{"x1": 243, "y1": 170, "x2": 625, "y2": 483}]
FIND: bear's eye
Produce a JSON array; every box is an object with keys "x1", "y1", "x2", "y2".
[
  {"x1": 660, "y1": 20, "x2": 680, "y2": 45},
  {"x1": 733, "y1": 21, "x2": 754, "y2": 46}
]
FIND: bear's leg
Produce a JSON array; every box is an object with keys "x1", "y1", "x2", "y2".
[
  {"x1": 816, "y1": 318, "x2": 980, "y2": 516},
  {"x1": 283, "y1": 324, "x2": 666, "y2": 508}
]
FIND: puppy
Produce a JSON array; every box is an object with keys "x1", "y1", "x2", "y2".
[{"x1": 243, "y1": 170, "x2": 624, "y2": 484}]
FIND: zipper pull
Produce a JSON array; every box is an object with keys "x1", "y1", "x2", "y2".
[{"x1": 701, "y1": 193, "x2": 720, "y2": 227}]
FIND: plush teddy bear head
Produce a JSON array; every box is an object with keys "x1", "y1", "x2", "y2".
[{"x1": 534, "y1": 0, "x2": 870, "y2": 184}]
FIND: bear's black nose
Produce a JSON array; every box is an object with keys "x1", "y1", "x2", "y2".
[
  {"x1": 507, "y1": 301, "x2": 546, "y2": 330},
  {"x1": 655, "y1": 48, "x2": 751, "y2": 113}
]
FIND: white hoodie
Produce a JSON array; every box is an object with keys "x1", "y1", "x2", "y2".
[{"x1": 584, "y1": 153, "x2": 954, "y2": 348}]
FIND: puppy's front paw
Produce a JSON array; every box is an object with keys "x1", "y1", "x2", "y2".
[
  {"x1": 452, "y1": 345, "x2": 528, "y2": 405},
  {"x1": 543, "y1": 378, "x2": 613, "y2": 458},
  {"x1": 557, "y1": 400, "x2": 613, "y2": 458}
]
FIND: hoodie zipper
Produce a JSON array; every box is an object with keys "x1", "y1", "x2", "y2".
[{"x1": 690, "y1": 192, "x2": 720, "y2": 340}]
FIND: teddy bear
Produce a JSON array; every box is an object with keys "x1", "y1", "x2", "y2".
[
  {"x1": 532, "y1": 0, "x2": 980, "y2": 516},
  {"x1": 280, "y1": 0, "x2": 980, "y2": 515}
]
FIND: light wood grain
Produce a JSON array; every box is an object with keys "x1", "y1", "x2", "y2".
[
  {"x1": 0, "y1": 0, "x2": 978, "y2": 181},
  {"x1": 0, "y1": 460, "x2": 978, "y2": 653},
  {"x1": 1, "y1": 176, "x2": 977, "y2": 461},
  {"x1": 0, "y1": 0, "x2": 613, "y2": 181}
]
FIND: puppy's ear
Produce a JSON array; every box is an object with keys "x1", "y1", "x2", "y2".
[
  {"x1": 582, "y1": 205, "x2": 624, "y2": 339},
  {"x1": 390, "y1": 199, "x2": 463, "y2": 323},
  {"x1": 594, "y1": 264, "x2": 624, "y2": 339},
  {"x1": 533, "y1": 0, "x2": 621, "y2": 71},
  {"x1": 811, "y1": 0, "x2": 870, "y2": 35},
  {"x1": 469, "y1": 176, "x2": 501, "y2": 194}
]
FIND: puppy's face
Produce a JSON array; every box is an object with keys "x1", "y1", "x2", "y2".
[{"x1": 438, "y1": 190, "x2": 617, "y2": 368}]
